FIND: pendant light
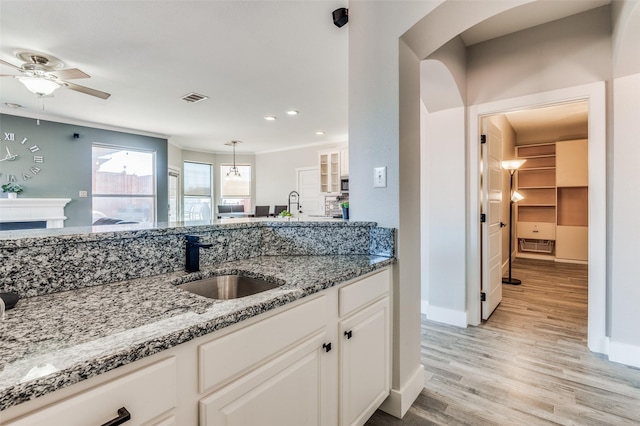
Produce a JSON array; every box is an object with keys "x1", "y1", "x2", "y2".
[{"x1": 225, "y1": 140, "x2": 241, "y2": 180}]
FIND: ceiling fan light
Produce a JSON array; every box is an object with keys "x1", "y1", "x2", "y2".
[{"x1": 18, "y1": 76, "x2": 60, "y2": 95}]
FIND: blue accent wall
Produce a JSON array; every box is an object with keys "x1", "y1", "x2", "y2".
[{"x1": 0, "y1": 114, "x2": 168, "y2": 226}]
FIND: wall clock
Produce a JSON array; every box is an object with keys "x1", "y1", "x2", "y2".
[{"x1": 0, "y1": 131, "x2": 44, "y2": 182}]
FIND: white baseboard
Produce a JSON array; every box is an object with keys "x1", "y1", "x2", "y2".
[
  {"x1": 608, "y1": 340, "x2": 640, "y2": 369},
  {"x1": 421, "y1": 299, "x2": 428, "y2": 316},
  {"x1": 379, "y1": 365, "x2": 425, "y2": 418},
  {"x1": 424, "y1": 303, "x2": 468, "y2": 328},
  {"x1": 588, "y1": 335, "x2": 609, "y2": 355}
]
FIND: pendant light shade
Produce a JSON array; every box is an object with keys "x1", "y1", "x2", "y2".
[{"x1": 225, "y1": 140, "x2": 242, "y2": 180}]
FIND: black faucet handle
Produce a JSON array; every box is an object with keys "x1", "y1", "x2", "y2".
[{"x1": 186, "y1": 235, "x2": 201, "y2": 243}]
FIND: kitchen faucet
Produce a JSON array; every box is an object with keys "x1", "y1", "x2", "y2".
[
  {"x1": 288, "y1": 191, "x2": 301, "y2": 215},
  {"x1": 185, "y1": 235, "x2": 213, "y2": 272}
]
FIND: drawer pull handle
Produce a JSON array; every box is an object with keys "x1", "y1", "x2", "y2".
[
  {"x1": 533, "y1": 230, "x2": 539, "y2": 233},
  {"x1": 101, "y1": 407, "x2": 131, "y2": 426},
  {"x1": 344, "y1": 330, "x2": 353, "y2": 339},
  {"x1": 322, "y1": 342, "x2": 332, "y2": 352}
]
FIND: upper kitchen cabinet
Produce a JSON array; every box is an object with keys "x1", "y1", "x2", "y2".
[
  {"x1": 340, "y1": 148, "x2": 349, "y2": 176},
  {"x1": 320, "y1": 150, "x2": 342, "y2": 194}
]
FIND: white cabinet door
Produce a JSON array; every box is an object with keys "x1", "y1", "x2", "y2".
[
  {"x1": 319, "y1": 150, "x2": 341, "y2": 194},
  {"x1": 340, "y1": 298, "x2": 390, "y2": 426},
  {"x1": 341, "y1": 148, "x2": 349, "y2": 176},
  {"x1": 200, "y1": 332, "x2": 330, "y2": 426}
]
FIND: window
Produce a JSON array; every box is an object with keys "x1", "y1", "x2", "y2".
[
  {"x1": 220, "y1": 164, "x2": 251, "y2": 211},
  {"x1": 184, "y1": 161, "x2": 212, "y2": 221},
  {"x1": 92, "y1": 145, "x2": 156, "y2": 223}
]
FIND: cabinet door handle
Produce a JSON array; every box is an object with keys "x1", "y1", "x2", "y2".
[
  {"x1": 322, "y1": 342, "x2": 332, "y2": 352},
  {"x1": 500, "y1": 222, "x2": 507, "y2": 228},
  {"x1": 344, "y1": 330, "x2": 353, "y2": 339},
  {"x1": 101, "y1": 407, "x2": 131, "y2": 426}
]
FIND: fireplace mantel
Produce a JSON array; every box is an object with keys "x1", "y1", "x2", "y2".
[{"x1": 0, "y1": 198, "x2": 72, "y2": 228}]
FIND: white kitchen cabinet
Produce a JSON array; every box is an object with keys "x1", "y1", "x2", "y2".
[
  {"x1": 200, "y1": 332, "x2": 331, "y2": 426},
  {"x1": 199, "y1": 268, "x2": 391, "y2": 426},
  {"x1": 340, "y1": 298, "x2": 390, "y2": 426},
  {"x1": 341, "y1": 148, "x2": 349, "y2": 176},
  {"x1": 6, "y1": 358, "x2": 177, "y2": 426},
  {"x1": 3, "y1": 267, "x2": 392, "y2": 426},
  {"x1": 319, "y1": 150, "x2": 341, "y2": 194}
]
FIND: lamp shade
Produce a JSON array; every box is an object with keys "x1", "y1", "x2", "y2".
[
  {"x1": 501, "y1": 159, "x2": 527, "y2": 171},
  {"x1": 511, "y1": 191, "x2": 525, "y2": 203},
  {"x1": 18, "y1": 77, "x2": 60, "y2": 96}
]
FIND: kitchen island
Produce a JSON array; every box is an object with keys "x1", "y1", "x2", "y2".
[{"x1": 0, "y1": 220, "x2": 395, "y2": 425}]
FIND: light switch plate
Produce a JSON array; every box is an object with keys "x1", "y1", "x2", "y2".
[
  {"x1": 79, "y1": 190, "x2": 88, "y2": 198},
  {"x1": 373, "y1": 167, "x2": 386, "y2": 188}
]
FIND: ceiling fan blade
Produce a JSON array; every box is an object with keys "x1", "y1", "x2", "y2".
[
  {"x1": 62, "y1": 81, "x2": 111, "y2": 100},
  {"x1": 0, "y1": 58, "x2": 21, "y2": 70},
  {"x1": 51, "y1": 68, "x2": 90, "y2": 80}
]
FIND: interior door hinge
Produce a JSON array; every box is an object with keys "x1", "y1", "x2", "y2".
[
  {"x1": 480, "y1": 134, "x2": 487, "y2": 144},
  {"x1": 480, "y1": 213, "x2": 486, "y2": 223},
  {"x1": 481, "y1": 292, "x2": 486, "y2": 302}
]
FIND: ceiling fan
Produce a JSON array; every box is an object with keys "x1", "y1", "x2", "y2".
[{"x1": 0, "y1": 51, "x2": 110, "y2": 99}]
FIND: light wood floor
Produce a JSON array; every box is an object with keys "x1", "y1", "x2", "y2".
[{"x1": 366, "y1": 258, "x2": 640, "y2": 425}]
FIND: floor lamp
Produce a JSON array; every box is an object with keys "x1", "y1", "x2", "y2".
[{"x1": 502, "y1": 159, "x2": 526, "y2": 285}]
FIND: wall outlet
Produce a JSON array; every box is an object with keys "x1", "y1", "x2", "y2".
[
  {"x1": 79, "y1": 190, "x2": 88, "y2": 198},
  {"x1": 373, "y1": 167, "x2": 387, "y2": 188}
]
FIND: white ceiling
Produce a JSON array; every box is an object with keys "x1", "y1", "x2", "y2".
[
  {"x1": 0, "y1": 1, "x2": 607, "y2": 154},
  {"x1": 504, "y1": 101, "x2": 589, "y2": 144}
]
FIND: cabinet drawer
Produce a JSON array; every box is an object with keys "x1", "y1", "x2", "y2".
[
  {"x1": 7, "y1": 357, "x2": 177, "y2": 426},
  {"x1": 199, "y1": 295, "x2": 328, "y2": 394},
  {"x1": 516, "y1": 222, "x2": 556, "y2": 240},
  {"x1": 339, "y1": 269, "x2": 390, "y2": 318}
]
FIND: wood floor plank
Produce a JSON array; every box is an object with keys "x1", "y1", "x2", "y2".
[{"x1": 365, "y1": 258, "x2": 640, "y2": 426}]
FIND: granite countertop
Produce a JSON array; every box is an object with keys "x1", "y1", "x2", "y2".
[{"x1": 0, "y1": 254, "x2": 394, "y2": 411}]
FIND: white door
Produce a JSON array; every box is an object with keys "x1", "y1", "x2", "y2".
[
  {"x1": 481, "y1": 119, "x2": 503, "y2": 320},
  {"x1": 297, "y1": 167, "x2": 323, "y2": 217}
]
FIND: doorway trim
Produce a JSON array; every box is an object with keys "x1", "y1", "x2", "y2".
[{"x1": 467, "y1": 81, "x2": 607, "y2": 355}]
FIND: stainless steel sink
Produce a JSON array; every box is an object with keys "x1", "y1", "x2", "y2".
[{"x1": 177, "y1": 275, "x2": 279, "y2": 300}]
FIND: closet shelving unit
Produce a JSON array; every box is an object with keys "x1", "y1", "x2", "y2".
[
  {"x1": 516, "y1": 143, "x2": 557, "y2": 257},
  {"x1": 515, "y1": 140, "x2": 589, "y2": 262}
]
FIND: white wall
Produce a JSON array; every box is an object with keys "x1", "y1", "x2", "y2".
[
  {"x1": 349, "y1": 1, "x2": 440, "y2": 417},
  {"x1": 610, "y1": 72, "x2": 640, "y2": 363},
  {"x1": 467, "y1": 6, "x2": 612, "y2": 105},
  {"x1": 255, "y1": 142, "x2": 346, "y2": 208},
  {"x1": 422, "y1": 106, "x2": 467, "y2": 326}
]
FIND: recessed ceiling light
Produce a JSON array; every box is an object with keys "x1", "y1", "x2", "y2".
[
  {"x1": 264, "y1": 115, "x2": 277, "y2": 121},
  {"x1": 315, "y1": 131, "x2": 325, "y2": 135},
  {"x1": 287, "y1": 110, "x2": 299, "y2": 115}
]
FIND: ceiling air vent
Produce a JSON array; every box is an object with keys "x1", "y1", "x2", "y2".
[{"x1": 181, "y1": 92, "x2": 209, "y2": 104}]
